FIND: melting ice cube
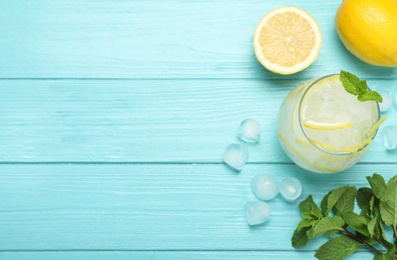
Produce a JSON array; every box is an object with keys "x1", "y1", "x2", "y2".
[
  {"x1": 244, "y1": 201, "x2": 271, "y2": 226},
  {"x1": 223, "y1": 144, "x2": 248, "y2": 171},
  {"x1": 251, "y1": 173, "x2": 278, "y2": 201},
  {"x1": 377, "y1": 90, "x2": 391, "y2": 112},
  {"x1": 279, "y1": 177, "x2": 302, "y2": 202},
  {"x1": 238, "y1": 119, "x2": 261, "y2": 143},
  {"x1": 382, "y1": 125, "x2": 397, "y2": 151}
]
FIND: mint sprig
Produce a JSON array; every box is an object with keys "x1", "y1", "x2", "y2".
[
  {"x1": 292, "y1": 173, "x2": 397, "y2": 260},
  {"x1": 340, "y1": 70, "x2": 383, "y2": 103}
]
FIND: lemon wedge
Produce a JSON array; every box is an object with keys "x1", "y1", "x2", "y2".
[{"x1": 253, "y1": 6, "x2": 322, "y2": 75}]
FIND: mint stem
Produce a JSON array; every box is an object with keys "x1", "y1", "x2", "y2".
[
  {"x1": 393, "y1": 226, "x2": 397, "y2": 242},
  {"x1": 343, "y1": 228, "x2": 382, "y2": 255},
  {"x1": 374, "y1": 236, "x2": 390, "y2": 251}
]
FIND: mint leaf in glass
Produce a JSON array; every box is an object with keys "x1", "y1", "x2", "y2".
[{"x1": 340, "y1": 70, "x2": 383, "y2": 103}]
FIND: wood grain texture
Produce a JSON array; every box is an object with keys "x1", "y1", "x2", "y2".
[
  {"x1": 0, "y1": 79, "x2": 395, "y2": 162},
  {"x1": 0, "y1": 251, "x2": 378, "y2": 260},
  {"x1": 0, "y1": 0, "x2": 396, "y2": 79},
  {"x1": 0, "y1": 164, "x2": 395, "y2": 251},
  {"x1": 1, "y1": 0, "x2": 397, "y2": 258}
]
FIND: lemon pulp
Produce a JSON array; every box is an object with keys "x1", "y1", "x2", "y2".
[{"x1": 253, "y1": 6, "x2": 322, "y2": 75}]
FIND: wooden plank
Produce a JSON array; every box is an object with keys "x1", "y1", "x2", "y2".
[
  {"x1": 0, "y1": 0, "x2": 395, "y2": 79},
  {"x1": 0, "y1": 251, "x2": 377, "y2": 260},
  {"x1": 0, "y1": 79, "x2": 395, "y2": 163},
  {"x1": 0, "y1": 163, "x2": 395, "y2": 250}
]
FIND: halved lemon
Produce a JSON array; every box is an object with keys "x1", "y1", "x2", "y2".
[{"x1": 253, "y1": 6, "x2": 322, "y2": 75}]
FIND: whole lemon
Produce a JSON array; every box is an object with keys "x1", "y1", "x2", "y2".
[{"x1": 335, "y1": 0, "x2": 397, "y2": 67}]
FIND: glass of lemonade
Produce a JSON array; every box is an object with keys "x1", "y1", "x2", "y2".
[{"x1": 277, "y1": 74, "x2": 384, "y2": 174}]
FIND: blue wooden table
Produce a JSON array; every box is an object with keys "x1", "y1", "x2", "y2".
[{"x1": 1, "y1": 1, "x2": 396, "y2": 259}]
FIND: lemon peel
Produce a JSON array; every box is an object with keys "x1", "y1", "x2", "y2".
[
  {"x1": 308, "y1": 138, "x2": 372, "y2": 154},
  {"x1": 335, "y1": 0, "x2": 397, "y2": 67},
  {"x1": 278, "y1": 132, "x2": 338, "y2": 173},
  {"x1": 303, "y1": 120, "x2": 353, "y2": 131},
  {"x1": 305, "y1": 116, "x2": 387, "y2": 154}
]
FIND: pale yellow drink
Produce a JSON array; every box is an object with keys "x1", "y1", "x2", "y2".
[{"x1": 278, "y1": 74, "x2": 383, "y2": 173}]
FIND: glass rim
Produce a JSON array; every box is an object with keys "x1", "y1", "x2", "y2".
[{"x1": 297, "y1": 74, "x2": 381, "y2": 156}]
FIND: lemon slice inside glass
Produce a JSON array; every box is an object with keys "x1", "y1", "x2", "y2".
[{"x1": 303, "y1": 120, "x2": 353, "y2": 130}]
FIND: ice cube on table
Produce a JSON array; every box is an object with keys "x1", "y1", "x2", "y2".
[
  {"x1": 238, "y1": 118, "x2": 261, "y2": 143},
  {"x1": 394, "y1": 90, "x2": 397, "y2": 108},
  {"x1": 279, "y1": 177, "x2": 302, "y2": 202},
  {"x1": 251, "y1": 173, "x2": 278, "y2": 201},
  {"x1": 377, "y1": 90, "x2": 391, "y2": 112},
  {"x1": 244, "y1": 201, "x2": 271, "y2": 226},
  {"x1": 382, "y1": 125, "x2": 397, "y2": 151},
  {"x1": 223, "y1": 144, "x2": 248, "y2": 171}
]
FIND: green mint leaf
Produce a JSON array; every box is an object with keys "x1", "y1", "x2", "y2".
[
  {"x1": 321, "y1": 192, "x2": 331, "y2": 217},
  {"x1": 357, "y1": 79, "x2": 369, "y2": 93},
  {"x1": 296, "y1": 219, "x2": 318, "y2": 231},
  {"x1": 322, "y1": 186, "x2": 350, "y2": 216},
  {"x1": 300, "y1": 195, "x2": 322, "y2": 220},
  {"x1": 357, "y1": 187, "x2": 374, "y2": 209},
  {"x1": 367, "y1": 174, "x2": 387, "y2": 200},
  {"x1": 341, "y1": 212, "x2": 370, "y2": 237},
  {"x1": 340, "y1": 70, "x2": 364, "y2": 95},
  {"x1": 307, "y1": 216, "x2": 345, "y2": 240},
  {"x1": 291, "y1": 226, "x2": 312, "y2": 248},
  {"x1": 314, "y1": 235, "x2": 363, "y2": 260},
  {"x1": 372, "y1": 212, "x2": 394, "y2": 249},
  {"x1": 363, "y1": 196, "x2": 376, "y2": 218},
  {"x1": 373, "y1": 245, "x2": 396, "y2": 260},
  {"x1": 293, "y1": 175, "x2": 397, "y2": 259},
  {"x1": 379, "y1": 176, "x2": 397, "y2": 227},
  {"x1": 367, "y1": 215, "x2": 377, "y2": 237},
  {"x1": 357, "y1": 187, "x2": 375, "y2": 217},
  {"x1": 322, "y1": 186, "x2": 357, "y2": 216},
  {"x1": 291, "y1": 219, "x2": 316, "y2": 248},
  {"x1": 358, "y1": 90, "x2": 383, "y2": 102},
  {"x1": 334, "y1": 186, "x2": 357, "y2": 215},
  {"x1": 373, "y1": 214, "x2": 384, "y2": 239},
  {"x1": 324, "y1": 229, "x2": 339, "y2": 237},
  {"x1": 340, "y1": 70, "x2": 383, "y2": 102}
]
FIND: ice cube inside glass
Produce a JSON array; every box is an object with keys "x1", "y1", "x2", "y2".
[{"x1": 277, "y1": 74, "x2": 381, "y2": 173}]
